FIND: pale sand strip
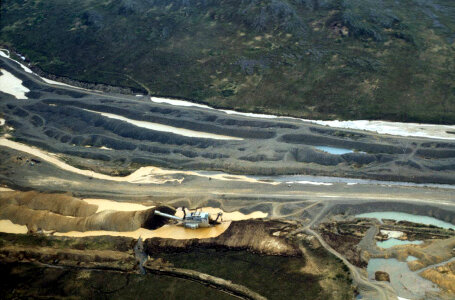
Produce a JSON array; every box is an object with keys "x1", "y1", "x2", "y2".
[
  {"x1": 151, "y1": 96, "x2": 455, "y2": 140},
  {"x1": 84, "y1": 109, "x2": 243, "y2": 141},
  {"x1": 0, "y1": 219, "x2": 28, "y2": 234},
  {"x1": 82, "y1": 198, "x2": 152, "y2": 213},
  {"x1": 0, "y1": 138, "x2": 277, "y2": 185}
]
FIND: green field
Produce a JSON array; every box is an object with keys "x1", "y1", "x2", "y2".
[{"x1": 1, "y1": 0, "x2": 454, "y2": 123}]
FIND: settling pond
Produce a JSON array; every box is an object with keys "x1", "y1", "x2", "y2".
[{"x1": 355, "y1": 211, "x2": 455, "y2": 230}]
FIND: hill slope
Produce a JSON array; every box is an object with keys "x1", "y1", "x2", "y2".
[{"x1": 1, "y1": 0, "x2": 454, "y2": 123}]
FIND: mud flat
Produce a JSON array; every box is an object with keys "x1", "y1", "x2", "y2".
[{"x1": 367, "y1": 258, "x2": 439, "y2": 299}]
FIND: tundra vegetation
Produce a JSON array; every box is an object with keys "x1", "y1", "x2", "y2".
[{"x1": 1, "y1": 0, "x2": 454, "y2": 123}]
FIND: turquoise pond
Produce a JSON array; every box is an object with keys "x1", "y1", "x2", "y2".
[
  {"x1": 376, "y1": 239, "x2": 423, "y2": 249},
  {"x1": 356, "y1": 211, "x2": 455, "y2": 230},
  {"x1": 406, "y1": 256, "x2": 418, "y2": 262},
  {"x1": 314, "y1": 146, "x2": 354, "y2": 155}
]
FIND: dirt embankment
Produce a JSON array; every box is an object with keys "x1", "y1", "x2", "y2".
[
  {"x1": 318, "y1": 216, "x2": 455, "y2": 268},
  {"x1": 0, "y1": 190, "x2": 97, "y2": 217},
  {"x1": 421, "y1": 260, "x2": 455, "y2": 294},
  {"x1": 145, "y1": 219, "x2": 302, "y2": 256},
  {"x1": 0, "y1": 190, "x2": 175, "y2": 233}
]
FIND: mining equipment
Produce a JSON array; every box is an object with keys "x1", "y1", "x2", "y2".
[{"x1": 154, "y1": 208, "x2": 223, "y2": 229}]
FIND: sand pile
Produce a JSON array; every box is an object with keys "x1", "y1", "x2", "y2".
[
  {"x1": 0, "y1": 191, "x2": 97, "y2": 217},
  {"x1": 0, "y1": 203, "x2": 175, "y2": 233}
]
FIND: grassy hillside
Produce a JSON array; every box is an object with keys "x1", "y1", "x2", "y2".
[{"x1": 1, "y1": 0, "x2": 454, "y2": 123}]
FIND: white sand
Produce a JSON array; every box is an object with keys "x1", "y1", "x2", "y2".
[
  {"x1": 286, "y1": 181, "x2": 333, "y2": 186},
  {"x1": 380, "y1": 230, "x2": 404, "y2": 239},
  {"x1": 2, "y1": 50, "x2": 450, "y2": 140},
  {"x1": 0, "y1": 68, "x2": 30, "y2": 99},
  {"x1": 151, "y1": 96, "x2": 213, "y2": 110},
  {"x1": 85, "y1": 109, "x2": 242, "y2": 140},
  {"x1": 82, "y1": 198, "x2": 152, "y2": 213},
  {"x1": 0, "y1": 219, "x2": 28, "y2": 234},
  {"x1": 310, "y1": 119, "x2": 455, "y2": 140},
  {"x1": 150, "y1": 95, "x2": 455, "y2": 140},
  {"x1": 0, "y1": 186, "x2": 14, "y2": 192}
]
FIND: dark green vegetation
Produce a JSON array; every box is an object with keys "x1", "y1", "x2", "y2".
[
  {"x1": 0, "y1": 232, "x2": 133, "y2": 252},
  {"x1": 154, "y1": 248, "x2": 353, "y2": 299},
  {"x1": 1, "y1": 0, "x2": 455, "y2": 123},
  {"x1": 0, "y1": 263, "x2": 235, "y2": 299}
]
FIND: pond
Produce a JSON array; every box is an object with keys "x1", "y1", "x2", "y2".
[
  {"x1": 314, "y1": 146, "x2": 354, "y2": 155},
  {"x1": 356, "y1": 211, "x2": 455, "y2": 230},
  {"x1": 376, "y1": 238, "x2": 423, "y2": 249}
]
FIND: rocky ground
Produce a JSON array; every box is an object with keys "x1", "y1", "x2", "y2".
[
  {"x1": 1, "y1": 51, "x2": 455, "y2": 300},
  {"x1": 2, "y1": 56, "x2": 455, "y2": 184},
  {"x1": 0, "y1": 218, "x2": 354, "y2": 300},
  {"x1": 317, "y1": 206, "x2": 455, "y2": 299}
]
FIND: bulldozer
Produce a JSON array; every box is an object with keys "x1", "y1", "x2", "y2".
[{"x1": 154, "y1": 207, "x2": 223, "y2": 229}]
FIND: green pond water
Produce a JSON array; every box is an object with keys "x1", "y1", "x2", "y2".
[
  {"x1": 377, "y1": 238, "x2": 423, "y2": 249},
  {"x1": 356, "y1": 211, "x2": 455, "y2": 230}
]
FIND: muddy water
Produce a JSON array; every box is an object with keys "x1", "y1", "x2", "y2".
[
  {"x1": 174, "y1": 207, "x2": 268, "y2": 221},
  {"x1": 54, "y1": 222, "x2": 232, "y2": 240}
]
